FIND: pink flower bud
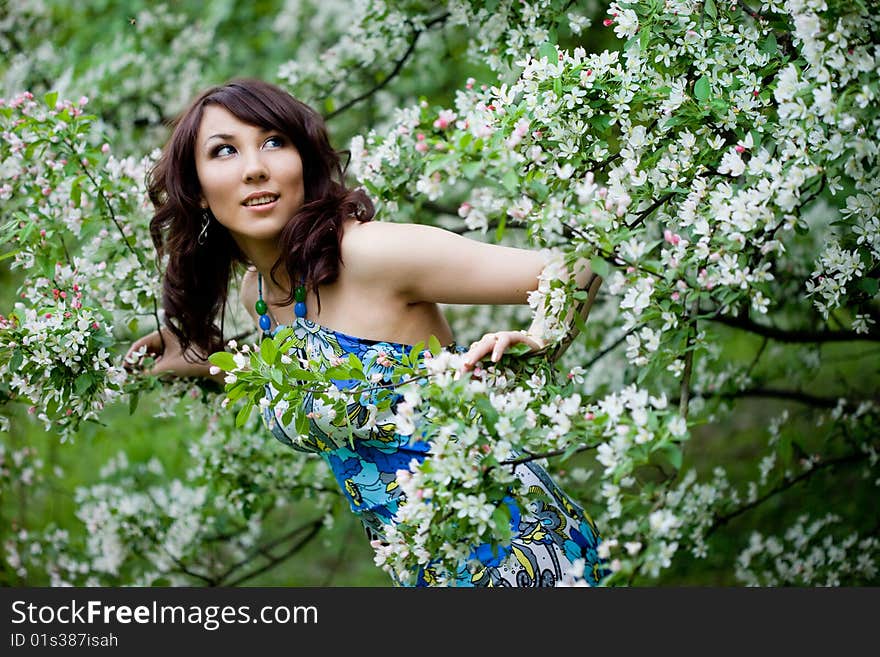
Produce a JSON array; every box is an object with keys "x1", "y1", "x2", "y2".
[
  {"x1": 735, "y1": 145, "x2": 745, "y2": 153},
  {"x1": 415, "y1": 141, "x2": 429, "y2": 153},
  {"x1": 78, "y1": 96, "x2": 88, "y2": 106},
  {"x1": 101, "y1": 143, "x2": 110, "y2": 154},
  {"x1": 603, "y1": 18, "x2": 613, "y2": 26}
]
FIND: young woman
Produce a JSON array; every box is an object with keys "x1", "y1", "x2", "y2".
[{"x1": 127, "y1": 78, "x2": 608, "y2": 587}]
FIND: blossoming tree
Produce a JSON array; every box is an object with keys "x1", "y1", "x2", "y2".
[{"x1": 1, "y1": 0, "x2": 878, "y2": 586}]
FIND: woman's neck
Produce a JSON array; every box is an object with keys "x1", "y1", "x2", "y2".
[{"x1": 237, "y1": 238, "x2": 294, "y2": 299}]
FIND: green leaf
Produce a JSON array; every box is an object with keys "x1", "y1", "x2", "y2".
[
  {"x1": 260, "y1": 337, "x2": 277, "y2": 365},
  {"x1": 288, "y1": 367, "x2": 319, "y2": 382},
  {"x1": 428, "y1": 334, "x2": 441, "y2": 357},
  {"x1": 324, "y1": 366, "x2": 351, "y2": 380},
  {"x1": 296, "y1": 409, "x2": 309, "y2": 435},
  {"x1": 537, "y1": 42, "x2": 557, "y2": 62},
  {"x1": 410, "y1": 341, "x2": 425, "y2": 360},
  {"x1": 128, "y1": 392, "x2": 140, "y2": 416},
  {"x1": 473, "y1": 397, "x2": 499, "y2": 438},
  {"x1": 44, "y1": 91, "x2": 58, "y2": 108},
  {"x1": 494, "y1": 214, "x2": 507, "y2": 242},
  {"x1": 235, "y1": 399, "x2": 253, "y2": 428},
  {"x1": 10, "y1": 349, "x2": 23, "y2": 372},
  {"x1": 857, "y1": 277, "x2": 879, "y2": 296},
  {"x1": 590, "y1": 256, "x2": 610, "y2": 278},
  {"x1": 704, "y1": 0, "x2": 717, "y2": 20},
  {"x1": 501, "y1": 167, "x2": 519, "y2": 193},
  {"x1": 74, "y1": 372, "x2": 93, "y2": 395},
  {"x1": 694, "y1": 76, "x2": 711, "y2": 102},
  {"x1": 273, "y1": 326, "x2": 294, "y2": 343},
  {"x1": 226, "y1": 383, "x2": 247, "y2": 402},
  {"x1": 640, "y1": 26, "x2": 650, "y2": 51},
  {"x1": 492, "y1": 505, "x2": 511, "y2": 536},
  {"x1": 505, "y1": 342, "x2": 532, "y2": 357},
  {"x1": 461, "y1": 161, "x2": 482, "y2": 179},
  {"x1": 662, "y1": 442, "x2": 683, "y2": 470},
  {"x1": 759, "y1": 32, "x2": 778, "y2": 55},
  {"x1": 208, "y1": 351, "x2": 236, "y2": 371}
]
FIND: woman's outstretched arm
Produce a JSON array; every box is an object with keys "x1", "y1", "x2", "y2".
[
  {"x1": 344, "y1": 220, "x2": 597, "y2": 367},
  {"x1": 125, "y1": 327, "x2": 228, "y2": 384}
]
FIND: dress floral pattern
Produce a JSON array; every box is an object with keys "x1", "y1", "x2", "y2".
[{"x1": 261, "y1": 317, "x2": 609, "y2": 587}]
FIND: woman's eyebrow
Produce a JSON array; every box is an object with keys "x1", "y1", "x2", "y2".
[
  {"x1": 205, "y1": 133, "x2": 235, "y2": 143},
  {"x1": 204, "y1": 127, "x2": 272, "y2": 144}
]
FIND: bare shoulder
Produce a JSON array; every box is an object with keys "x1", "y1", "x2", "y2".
[
  {"x1": 341, "y1": 219, "x2": 548, "y2": 305},
  {"x1": 338, "y1": 218, "x2": 410, "y2": 279},
  {"x1": 340, "y1": 219, "x2": 449, "y2": 270}
]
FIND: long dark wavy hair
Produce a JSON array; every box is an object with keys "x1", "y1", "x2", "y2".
[{"x1": 147, "y1": 78, "x2": 374, "y2": 360}]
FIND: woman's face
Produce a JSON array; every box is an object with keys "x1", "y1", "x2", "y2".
[{"x1": 194, "y1": 104, "x2": 305, "y2": 249}]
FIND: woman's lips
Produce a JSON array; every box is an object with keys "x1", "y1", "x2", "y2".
[{"x1": 243, "y1": 199, "x2": 279, "y2": 212}]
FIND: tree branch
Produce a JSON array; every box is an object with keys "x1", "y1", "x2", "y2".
[
  {"x1": 500, "y1": 443, "x2": 598, "y2": 471},
  {"x1": 679, "y1": 300, "x2": 699, "y2": 418},
  {"x1": 705, "y1": 450, "x2": 868, "y2": 538},
  {"x1": 325, "y1": 12, "x2": 450, "y2": 121},
  {"x1": 220, "y1": 517, "x2": 324, "y2": 587},
  {"x1": 706, "y1": 312, "x2": 880, "y2": 343},
  {"x1": 673, "y1": 387, "x2": 875, "y2": 411}
]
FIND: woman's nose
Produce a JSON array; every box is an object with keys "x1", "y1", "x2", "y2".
[{"x1": 242, "y1": 153, "x2": 269, "y2": 183}]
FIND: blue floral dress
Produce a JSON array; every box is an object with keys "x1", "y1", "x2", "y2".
[{"x1": 261, "y1": 317, "x2": 608, "y2": 587}]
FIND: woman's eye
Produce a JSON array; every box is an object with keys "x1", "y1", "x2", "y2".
[
  {"x1": 264, "y1": 136, "x2": 285, "y2": 149},
  {"x1": 213, "y1": 144, "x2": 235, "y2": 157}
]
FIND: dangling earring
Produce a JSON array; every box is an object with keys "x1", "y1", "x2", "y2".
[{"x1": 198, "y1": 209, "x2": 210, "y2": 245}]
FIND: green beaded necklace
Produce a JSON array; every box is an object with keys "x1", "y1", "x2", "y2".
[{"x1": 257, "y1": 272, "x2": 307, "y2": 337}]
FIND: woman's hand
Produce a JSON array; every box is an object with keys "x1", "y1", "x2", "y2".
[
  {"x1": 460, "y1": 330, "x2": 547, "y2": 373},
  {"x1": 125, "y1": 326, "x2": 218, "y2": 381}
]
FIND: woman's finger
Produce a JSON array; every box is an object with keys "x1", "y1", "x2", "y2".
[
  {"x1": 464, "y1": 333, "x2": 494, "y2": 366},
  {"x1": 490, "y1": 333, "x2": 513, "y2": 362}
]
